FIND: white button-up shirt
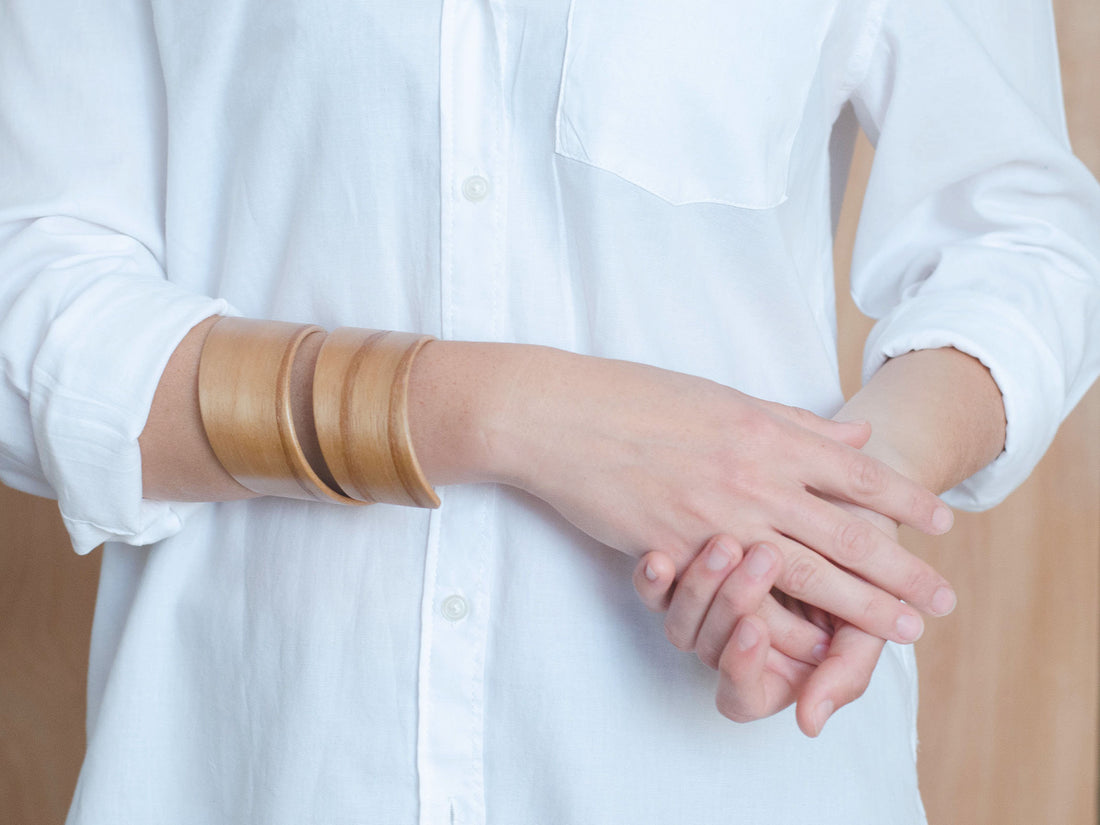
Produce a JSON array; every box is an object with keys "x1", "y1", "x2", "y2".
[{"x1": 2, "y1": 1, "x2": 1098, "y2": 823}]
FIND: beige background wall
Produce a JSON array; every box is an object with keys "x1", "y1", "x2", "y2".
[
  {"x1": 837, "y1": 1, "x2": 1100, "y2": 819},
  {"x1": 1, "y1": 2, "x2": 1098, "y2": 822}
]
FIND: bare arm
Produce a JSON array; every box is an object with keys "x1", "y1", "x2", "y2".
[
  {"x1": 139, "y1": 318, "x2": 523, "y2": 500},
  {"x1": 635, "y1": 345, "x2": 1007, "y2": 735},
  {"x1": 140, "y1": 317, "x2": 958, "y2": 645},
  {"x1": 834, "y1": 347, "x2": 1006, "y2": 495},
  {"x1": 794, "y1": 346, "x2": 1005, "y2": 731}
]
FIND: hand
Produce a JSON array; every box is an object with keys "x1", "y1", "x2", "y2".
[
  {"x1": 635, "y1": 510, "x2": 900, "y2": 737},
  {"x1": 486, "y1": 348, "x2": 956, "y2": 644},
  {"x1": 634, "y1": 536, "x2": 824, "y2": 733},
  {"x1": 791, "y1": 502, "x2": 899, "y2": 736}
]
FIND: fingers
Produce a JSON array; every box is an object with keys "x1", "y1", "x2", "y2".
[
  {"x1": 754, "y1": 594, "x2": 832, "y2": 666},
  {"x1": 656, "y1": 537, "x2": 831, "y2": 669},
  {"x1": 800, "y1": 438, "x2": 954, "y2": 537},
  {"x1": 755, "y1": 400, "x2": 953, "y2": 536},
  {"x1": 769, "y1": 533, "x2": 928, "y2": 644},
  {"x1": 662, "y1": 537, "x2": 745, "y2": 651},
  {"x1": 633, "y1": 551, "x2": 678, "y2": 612},
  {"x1": 637, "y1": 538, "x2": 833, "y2": 666},
  {"x1": 774, "y1": 493, "x2": 957, "y2": 621},
  {"x1": 795, "y1": 623, "x2": 886, "y2": 737},
  {"x1": 635, "y1": 538, "x2": 883, "y2": 733},
  {"x1": 691, "y1": 545, "x2": 807, "y2": 668},
  {"x1": 714, "y1": 617, "x2": 812, "y2": 723}
]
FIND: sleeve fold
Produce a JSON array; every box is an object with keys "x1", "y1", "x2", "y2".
[{"x1": 850, "y1": 0, "x2": 1100, "y2": 509}]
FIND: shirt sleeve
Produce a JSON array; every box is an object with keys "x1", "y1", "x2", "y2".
[
  {"x1": 0, "y1": 0, "x2": 228, "y2": 553},
  {"x1": 848, "y1": 0, "x2": 1100, "y2": 510}
]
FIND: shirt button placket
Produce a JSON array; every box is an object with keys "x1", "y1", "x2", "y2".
[
  {"x1": 461, "y1": 175, "x2": 491, "y2": 203},
  {"x1": 441, "y1": 593, "x2": 470, "y2": 622},
  {"x1": 421, "y1": 2, "x2": 506, "y2": 825}
]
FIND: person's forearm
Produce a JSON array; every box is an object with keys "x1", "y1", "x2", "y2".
[
  {"x1": 140, "y1": 317, "x2": 251, "y2": 501},
  {"x1": 835, "y1": 347, "x2": 1007, "y2": 494},
  {"x1": 139, "y1": 318, "x2": 519, "y2": 501},
  {"x1": 140, "y1": 316, "x2": 958, "y2": 643}
]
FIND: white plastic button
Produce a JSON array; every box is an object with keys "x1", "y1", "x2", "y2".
[
  {"x1": 461, "y1": 175, "x2": 490, "y2": 202},
  {"x1": 441, "y1": 594, "x2": 469, "y2": 622}
]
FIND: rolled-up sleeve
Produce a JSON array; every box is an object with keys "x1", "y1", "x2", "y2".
[
  {"x1": 849, "y1": 0, "x2": 1100, "y2": 509},
  {"x1": 0, "y1": 0, "x2": 226, "y2": 552}
]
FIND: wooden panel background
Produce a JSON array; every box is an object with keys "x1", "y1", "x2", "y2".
[
  {"x1": 0, "y1": 3, "x2": 1097, "y2": 823},
  {"x1": 834, "y1": 1, "x2": 1100, "y2": 822}
]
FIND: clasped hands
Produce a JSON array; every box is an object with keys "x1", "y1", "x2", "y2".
[
  {"x1": 411, "y1": 343, "x2": 958, "y2": 736},
  {"x1": 484, "y1": 349, "x2": 956, "y2": 738},
  {"x1": 626, "y1": 417, "x2": 949, "y2": 738}
]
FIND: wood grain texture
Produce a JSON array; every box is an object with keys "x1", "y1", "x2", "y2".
[
  {"x1": 1, "y1": 2, "x2": 1098, "y2": 823},
  {"x1": 314, "y1": 328, "x2": 440, "y2": 508},
  {"x1": 198, "y1": 317, "x2": 355, "y2": 503},
  {"x1": 0, "y1": 490, "x2": 97, "y2": 825},
  {"x1": 834, "y1": 1, "x2": 1100, "y2": 820}
]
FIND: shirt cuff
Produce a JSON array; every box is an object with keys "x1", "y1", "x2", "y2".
[
  {"x1": 862, "y1": 289, "x2": 1064, "y2": 511},
  {"x1": 29, "y1": 274, "x2": 230, "y2": 553}
]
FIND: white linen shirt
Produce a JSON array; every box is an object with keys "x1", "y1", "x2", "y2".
[{"x1": 2, "y1": 0, "x2": 1099, "y2": 823}]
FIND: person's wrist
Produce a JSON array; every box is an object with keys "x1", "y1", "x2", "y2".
[
  {"x1": 407, "y1": 340, "x2": 551, "y2": 489},
  {"x1": 833, "y1": 407, "x2": 933, "y2": 494}
]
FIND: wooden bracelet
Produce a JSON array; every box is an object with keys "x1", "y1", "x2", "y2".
[
  {"x1": 198, "y1": 317, "x2": 363, "y2": 504},
  {"x1": 313, "y1": 327, "x2": 440, "y2": 508}
]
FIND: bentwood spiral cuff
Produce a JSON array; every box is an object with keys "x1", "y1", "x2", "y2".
[
  {"x1": 312, "y1": 327, "x2": 440, "y2": 508},
  {"x1": 198, "y1": 317, "x2": 362, "y2": 503},
  {"x1": 197, "y1": 316, "x2": 439, "y2": 508}
]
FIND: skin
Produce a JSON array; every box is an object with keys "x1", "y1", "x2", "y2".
[
  {"x1": 140, "y1": 320, "x2": 1003, "y2": 727},
  {"x1": 633, "y1": 347, "x2": 1007, "y2": 736}
]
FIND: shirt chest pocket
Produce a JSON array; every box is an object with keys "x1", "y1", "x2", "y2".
[{"x1": 554, "y1": 0, "x2": 838, "y2": 209}]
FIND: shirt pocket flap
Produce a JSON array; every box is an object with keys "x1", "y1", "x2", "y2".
[{"x1": 555, "y1": 0, "x2": 838, "y2": 209}]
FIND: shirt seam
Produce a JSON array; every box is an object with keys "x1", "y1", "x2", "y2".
[{"x1": 839, "y1": 0, "x2": 892, "y2": 103}]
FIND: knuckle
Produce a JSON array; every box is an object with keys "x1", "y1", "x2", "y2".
[
  {"x1": 664, "y1": 620, "x2": 694, "y2": 652},
  {"x1": 913, "y1": 491, "x2": 933, "y2": 523},
  {"x1": 771, "y1": 401, "x2": 810, "y2": 428},
  {"x1": 717, "y1": 649, "x2": 739, "y2": 682},
  {"x1": 836, "y1": 671, "x2": 872, "y2": 705},
  {"x1": 662, "y1": 536, "x2": 697, "y2": 572},
  {"x1": 721, "y1": 464, "x2": 758, "y2": 499},
  {"x1": 736, "y1": 410, "x2": 781, "y2": 452},
  {"x1": 833, "y1": 520, "x2": 875, "y2": 567},
  {"x1": 900, "y1": 564, "x2": 940, "y2": 603},
  {"x1": 697, "y1": 643, "x2": 721, "y2": 671},
  {"x1": 857, "y1": 591, "x2": 903, "y2": 637},
  {"x1": 858, "y1": 591, "x2": 886, "y2": 625},
  {"x1": 675, "y1": 574, "x2": 710, "y2": 605},
  {"x1": 848, "y1": 455, "x2": 887, "y2": 497},
  {"x1": 715, "y1": 692, "x2": 757, "y2": 724},
  {"x1": 723, "y1": 708, "x2": 756, "y2": 724},
  {"x1": 788, "y1": 405, "x2": 814, "y2": 426},
  {"x1": 714, "y1": 693, "x2": 735, "y2": 720},
  {"x1": 714, "y1": 582, "x2": 751, "y2": 616},
  {"x1": 783, "y1": 556, "x2": 820, "y2": 596}
]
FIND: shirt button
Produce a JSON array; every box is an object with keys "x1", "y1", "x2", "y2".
[
  {"x1": 461, "y1": 175, "x2": 490, "y2": 202},
  {"x1": 441, "y1": 594, "x2": 469, "y2": 622}
]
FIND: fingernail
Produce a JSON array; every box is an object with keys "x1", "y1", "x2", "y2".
[
  {"x1": 706, "y1": 542, "x2": 732, "y2": 572},
  {"x1": 932, "y1": 506, "x2": 954, "y2": 533},
  {"x1": 931, "y1": 586, "x2": 956, "y2": 616},
  {"x1": 812, "y1": 642, "x2": 830, "y2": 663},
  {"x1": 813, "y1": 700, "x2": 834, "y2": 736},
  {"x1": 644, "y1": 564, "x2": 658, "y2": 582},
  {"x1": 895, "y1": 613, "x2": 924, "y2": 643},
  {"x1": 744, "y1": 544, "x2": 774, "y2": 579},
  {"x1": 736, "y1": 620, "x2": 760, "y2": 651}
]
